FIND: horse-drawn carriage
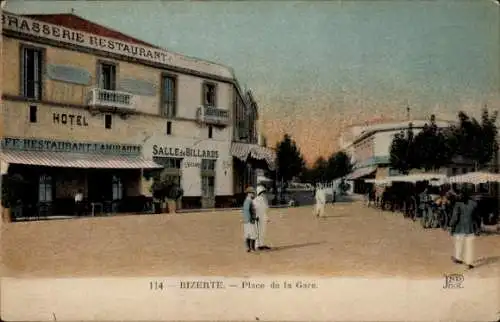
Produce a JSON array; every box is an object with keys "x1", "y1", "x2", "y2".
[{"x1": 365, "y1": 172, "x2": 500, "y2": 231}]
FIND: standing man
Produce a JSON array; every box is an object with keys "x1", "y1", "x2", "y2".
[
  {"x1": 254, "y1": 185, "x2": 271, "y2": 250},
  {"x1": 450, "y1": 187, "x2": 477, "y2": 269},
  {"x1": 74, "y1": 189, "x2": 84, "y2": 216},
  {"x1": 314, "y1": 185, "x2": 326, "y2": 218},
  {"x1": 242, "y1": 186, "x2": 258, "y2": 252}
]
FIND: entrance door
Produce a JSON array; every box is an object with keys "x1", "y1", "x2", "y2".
[{"x1": 201, "y1": 175, "x2": 215, "y2": 208}]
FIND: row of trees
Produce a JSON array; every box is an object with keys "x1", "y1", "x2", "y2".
[
  {"x1": 273, "y1": 134, "x2": 353, "y2": 186},
  {"x1": 389, "y1": 108, "x2": 498, "y2": 174}
]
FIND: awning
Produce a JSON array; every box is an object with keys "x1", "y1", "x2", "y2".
[
  {"x1": 231, "y1": 143, "x2": 276, "y2": 170},
  {"x1": 0, "y1": 151, "x2": 163, "y2": 169},
  {"x1": 448, "y1": 171, "x2": 500, "y2": 184},
  {"x1": 345, "y1": 166, "x2": 376, "y2": 180}
]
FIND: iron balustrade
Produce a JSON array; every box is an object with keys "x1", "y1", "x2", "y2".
[
  {"x1": 87, "y1": 88, "x2": 135, "y2": 110},
  {"x1": 197, "y1": 106, "x2": 230, "y2": 125}
]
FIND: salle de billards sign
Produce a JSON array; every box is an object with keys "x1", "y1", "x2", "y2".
[{"x1": 152, "y1": 144, "x2": 219, "y2": 159}]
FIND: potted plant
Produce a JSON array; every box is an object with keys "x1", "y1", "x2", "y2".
[{"x1": 1, "y1": 173, "x2": 27, "y2": 222}]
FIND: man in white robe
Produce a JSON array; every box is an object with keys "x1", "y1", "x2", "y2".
[
  {"x1": 254, "y1": 185, "x2": 271, "y2": 250},
  {"x1": 314, "y1": 186, "x2": 326, "y2": 218}
]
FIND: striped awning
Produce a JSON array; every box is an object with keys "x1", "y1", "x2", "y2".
[
  {"x1": 345, "y1": 166, "x2": 376, "y2": 180},
  {"x1": 0, "y1": 151, "x2": 163, "y2": 169},
  {"x1": 231, "y1": 143, "x2": 276, "y2": 170},
  {"x1": 448, "y1": 171, "x2": 500, "y2": 184}
]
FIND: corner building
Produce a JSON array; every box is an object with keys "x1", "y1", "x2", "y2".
[{"x1": 1, "y1": 11, "x2": 272, "y2": 218}]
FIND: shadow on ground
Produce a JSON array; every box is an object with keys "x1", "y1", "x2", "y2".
[
  {"x1": 266, "y1": 241, "x2": 324, "y2": 252},
  {"x1": 474, "y1": 256, "x2": 500, "y2": 268}
]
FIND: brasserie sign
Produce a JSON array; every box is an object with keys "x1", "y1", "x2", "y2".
[
  {"x1": 1, "y1": 13, "x2": 231, "y2": 78},
  {"x1": 152, "y1": 144, "x2": 219, "y2": 159},
  {"x1": 1, "y1": 137, "x2": 142, "y2": 156}
]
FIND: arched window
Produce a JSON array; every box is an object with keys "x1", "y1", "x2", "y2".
[
  {"x1": 112, "y1": 175, "x2": 123, "y2": 201},
  {"x1": 38, "y1": 174, "x2": 52, "y2": 202}
]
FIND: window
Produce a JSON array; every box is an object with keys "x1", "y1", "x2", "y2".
[
  {"x1": 202, "y1": 82, "x2": 217, "y2": 107},
  {"x1": 29, "y1": 105, "x2": 37, "y2": 123},
  {"x1": 201, "y1": 159, "x2": 216, "y2": 171},
  {"x1": 98, "y1": 62, "x2": 116, "y2": 90},
  {"x1": 105, "y1": 114, "x2": 112, "y2": 129},
  {"x1": 22, "y1": 46, "x2": 43, "y2": 99},
  {"x1": 112, "y1": 175, "x2": 123, "y2": 200},
  {"x1": 154, "y1": 157, "x2": 182, "y2": 169},
  {"x1": 161, "y1": 75, "x2": 177, "y2": 117},
  {"x1": 166, "y1": 121, "x2": 172, "y2": 135},
  {"x1": 201, "y1": 176, "x2": 215, "y2": 197},
  {"x1": 208, "y1": 125, "x2": 213, "y2": 139},
  {"x1": 38, "y1": 174, "x2": 52, "y2": 202}
]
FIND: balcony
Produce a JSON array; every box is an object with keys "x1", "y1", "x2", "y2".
[
  {"x1": 196, "y1": 106, "x2": 230, "y2": 126},
  {"x1": 87, "y1": 88, "x2": 136, "y2": 112}
]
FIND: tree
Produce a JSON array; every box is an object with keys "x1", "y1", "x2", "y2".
[
  {"x1": 275, "y1": 134, "x2": 306, "y2": 187},
  {"x1": 389, "y1": 123, "x2": 415, "y2": 174},
  {"x1": 150, "y1": 170, "x2": 183, "y2": 213},
  {"x1": 326, "y1": 151, "x2": 354, "y2": 180},
  {"x1": 452, "y1": 108, "x2": 498, "y2": 169},
  {"x1": 412, "y1": 115, "x2": 454, "y2": 171}
]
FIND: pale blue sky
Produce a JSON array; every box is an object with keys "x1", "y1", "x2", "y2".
[{"x1": 6, "y1": 0, "x2": 500, "y2": 158}]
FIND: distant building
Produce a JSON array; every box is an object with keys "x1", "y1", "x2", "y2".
[{"x1": 339, "y1": 119, "x2": 461, "y2": 193}]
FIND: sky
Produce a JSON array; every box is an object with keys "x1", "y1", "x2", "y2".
[{"x1": 6, "y1": 0, "x2": 500, "y2": 163}]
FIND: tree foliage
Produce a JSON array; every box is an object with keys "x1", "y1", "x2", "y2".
[
  {"x1": 389, "y1": 124, "x2": 415, "y2": 174},
  {"x1": 275, "y1": 134, "x2": 306, "y2": 185},
  {"x1": 301, "y1": 151, "x2": 354, "y2": 183},
  {"x1": 389, "y1": 107, "x2": 498, "y2": 172},
  {"x1": 150, "y1": 170, "x2": 183, "y2": 202}
]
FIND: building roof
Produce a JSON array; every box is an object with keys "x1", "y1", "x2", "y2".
[{"x1": 21, "y1": 13, "x2": 163, "y2": 49}]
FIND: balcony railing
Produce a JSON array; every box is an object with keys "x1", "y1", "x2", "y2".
[
  {"x1": 87, "y1": 88, "x2": 136, "y2": 112},
  {"x1": 197, "y1": 106, "x2": 230, "y2": 126}
]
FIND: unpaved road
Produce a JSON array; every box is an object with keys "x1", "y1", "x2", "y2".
[{"x1": 2, "y1": 202, "x2": 499, "y2": 278}]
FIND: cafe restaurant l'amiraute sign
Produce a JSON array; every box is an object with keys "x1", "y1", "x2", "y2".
[
  {"x1": 1, "y1": 137, "x2": 142, "y2": 156},
  {"x1": 152, "y1": 145, "x2": 219, "y2": 159}
]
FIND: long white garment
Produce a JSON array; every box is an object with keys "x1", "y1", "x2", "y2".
[
  {"x1": 314, "y1": 188, "x2": 326, "y2": 217},
  {"x1": 454, "y1": 234, "x2": 475, "y2": 265},
  {"x1": 253, "y1": 194, "x2": 269, "y2": 247}
]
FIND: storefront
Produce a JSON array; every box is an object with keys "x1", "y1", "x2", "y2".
[
  {"x1": 0, "y1": 137, "x2": 162, "y2": 219},
  {"x1": 230, "y1": 142, "x2": 276, "y2": 195},
  {"x1": 141, "y1": 135, "x2": 233, "y2": 209}
]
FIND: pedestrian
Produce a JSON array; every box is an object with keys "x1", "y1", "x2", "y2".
[
  {"x1": 314, "y1": 185, "x2": 326, "y2": 218},
  {"x1": 254, "y1": 185, "x2": 271, "y2": 250},
  {"x1": 74, "y1": 189, "x2": 84, "y2": 216},
  {"x1": 242, "y1": 186, "x2": 258, "y2": 252},
  {"x1": 450, "y1": 187, "x2": 478, "y2": 269}
]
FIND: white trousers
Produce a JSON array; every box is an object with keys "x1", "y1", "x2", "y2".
[
  {"x1": 314, "y1": 203, "x2": 325, "y2": 217},
  {"x1": 454, "y1": 234, "x2": 475, "y2": 265},
  {"x1": 256, "y1": 220, "x2": 267, "y2": 247},
  {"x1": 243, "y1": 223, "x2": 257, "y2": 239}
]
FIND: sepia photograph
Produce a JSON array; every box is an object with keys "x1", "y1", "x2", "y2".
[{"x1": 0, "y1": 0, "x2": 499, "y2": 320}]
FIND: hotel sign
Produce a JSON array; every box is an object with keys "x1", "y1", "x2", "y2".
[
  {"x1": 152, "y1": 144, "x2": 219, "y2": 159},
  {"x1": 1, "y1": 13, "x2": 232, "y2": 79},
  {"x1": 1, "y1": 137, "x2": 142, "y2": 156}
]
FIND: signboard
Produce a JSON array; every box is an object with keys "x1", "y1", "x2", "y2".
[
  {"x1": 1, "y1": 137, "x2": 141, "y2": 156},
  {"x1": 152, "y1": 144, "x2": 219, "y2": 159},
  {"x1": 1, "y1": 13, "x2": 232, "y2": 79},
  {"x1": 53, "y1": 113, "x2": 89, "y2": 127}
]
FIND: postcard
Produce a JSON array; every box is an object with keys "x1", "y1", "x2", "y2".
[{"x1": 1, "y1": 0, "x2": 499, "y2": 321}]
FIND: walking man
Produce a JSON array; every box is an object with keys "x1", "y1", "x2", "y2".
[
  {"x1": 242, "y1": 186, "x2": 258, "y2": 252},
  {"x1": 450, "y1": 187, "x2": 477, "y2": 269},
  {"x1": 254, "y1": 185, "x2": 271, "y2": 250},
  {"x1": 314, "y1": 185, "x2": 326, "y2": 218}
]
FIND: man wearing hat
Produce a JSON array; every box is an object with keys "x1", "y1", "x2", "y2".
[
  {"x1": 242, "y1": 186, "x2": 258, "y2": 252},
  {"x1": 450, "y1": 187, "x2": 477, "y2": 269},
  {"x1": 254, "y1": 184, "x2": 271, "y2": 250}
]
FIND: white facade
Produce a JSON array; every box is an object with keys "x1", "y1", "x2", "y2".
[
  {"x1": 142, "y1": 134, "x2": 233, "y2": 197},
  {"x1": 341, "y1": 120, "x2": 454, "y2": 168}
]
